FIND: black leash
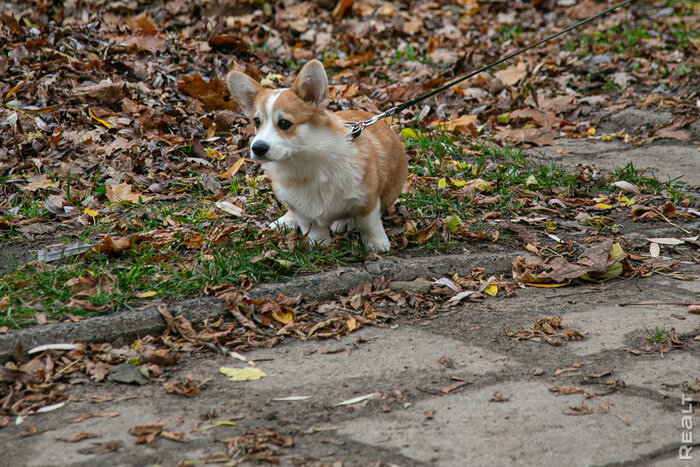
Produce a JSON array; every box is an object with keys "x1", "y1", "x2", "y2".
[{"x1": 345, "y1": 0, "x2": 636, "y2": 139}]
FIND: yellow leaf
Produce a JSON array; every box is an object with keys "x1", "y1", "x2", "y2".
[
  {"x1": 84, "y1": 208, "x2": 98, "y2": 217},
  {"x1": 450, "y1": 179, "x2": 466, "y2": 187},
  {"x1": 346, "y1": 317, "x2": 357, "y2": 332},
  {"x1": 545, "y1": 221, "x2": 556, "y2": 231},
  {"x1": 135, "y1": 291, "x2": 158, "y2": 298},
  {"x1": 403, "y1": 220, "x2": 418, "y2": 238},
  {"x1": 445, "y1": 215, "x2": 462, "y2": 232},
  {"x1": 272, "y1": 309, "x2": 293, "y2": 325},
  {"x1": 5, "y1": 76, "x2": 29, "y2": 99},
  {"x1": 609, "y1": 242, "x2": 624, "y2": 261},
  {"x1": 604, "y1": 261, "x2": 623, "y2": 277},
  {"x1": 218, "y1": 157, "x2": 245, "y2": 179},
  {"x1": 437, "y1": 178, "x2": 447, "y2": 188},
  {"x1": 617, "y1": 195, "x2": 635, "y2": 207},
  {"x1": 400, "y1": 128, "x2": 418, "y2": 139},
  {"x1": 274, "y1": 259, "x2": 292, "y2": 270},
  {"x1": 525, "y1": 175, "x2": 539, "y2": 187},
  {"x1": 205, "y1": 148, "x2": 226, "y2": 160},
  {"x1": 465, "y1": 178, "x2": 492, "y2": 192},
  {"x1": 88, "y1": 108, "x2": 111, "y2": 129},
  {"x1": 219, "y1": 367, "x2": 267, "y2": 382},
  {"x1": 260, "y1": 73, "x2": 283, "y2": 87},
  {"x1": 484, "y1": 283, "x2": 498, "y2": 296},
  {"x1": 201, "y1": 421, "x2": 236, "y2": 431},
  {"x1": 587, "y1": 127, "x2": 596, "y2": 136},
  {"x1": 593, "y1": 203, "x2": 613, "y2": 209}
]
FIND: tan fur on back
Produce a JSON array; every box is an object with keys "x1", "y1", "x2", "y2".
[{"x1": 336, "y1": 110, "x2": 407, "y2": 216}]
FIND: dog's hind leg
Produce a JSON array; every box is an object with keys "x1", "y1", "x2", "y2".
[
  {"x1": 356, "y1": 199, "x2": 390, "y2": 252},
  {"x1": 268, "y1": 211, "x2": 298, "y2": 231}
]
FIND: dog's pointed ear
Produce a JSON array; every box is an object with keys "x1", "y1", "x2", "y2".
[
  {"x1": 227, "y1": 71, "x2": 263, "y2": 116},
  {"x1": 291, "y1": 60, "x2": 329, "y2": 108}
]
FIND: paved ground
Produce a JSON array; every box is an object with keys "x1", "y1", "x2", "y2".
[
  {"x1": 2, "y1": 264, "x2": 698, "y2": 466},
  {"x1": 2, "y1": 122, "x2": 699, "y2": 466}
]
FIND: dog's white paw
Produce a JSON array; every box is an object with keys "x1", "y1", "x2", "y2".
[
  {"x1": 364, "y1": 234, "x2": 391, "y2": 253},
  {"x1": 268, "y1": 212, "x2": 297, "y2": 231},
  {"x1": 330, "y1": 218, "x2": 355, "y2": 234},
  {"x1": 307, "y1": 229, "x2": 332, "y2": 247}
]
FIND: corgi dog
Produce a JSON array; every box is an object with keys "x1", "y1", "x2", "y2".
[{"x1": 226, "y1": 60, "x2": 408, "y2": 252}]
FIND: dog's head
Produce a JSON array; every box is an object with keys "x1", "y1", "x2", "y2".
[{"x1": 226, "y1": 60, "x2": 330, "y2": 162}]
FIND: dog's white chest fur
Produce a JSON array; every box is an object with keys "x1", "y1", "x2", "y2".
[{"x1": 267, "y1": 132, "x2": 366, "y2": 226}]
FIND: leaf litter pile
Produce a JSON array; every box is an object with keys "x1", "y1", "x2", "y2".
[
  {"x1": 1, "y1": 0, "x2": 699, "y2": 444},
  {"x1": 0, "y1": 0, "x2": 698, "y2": 326}
]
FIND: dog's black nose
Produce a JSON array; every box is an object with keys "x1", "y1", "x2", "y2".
[{"x1": 251, "y1": 141, "x2": 269, "y2": 158}]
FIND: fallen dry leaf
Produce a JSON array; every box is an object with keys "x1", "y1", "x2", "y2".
[
  {"x1": 493, "y1": 128, "x2": 557, "y2": 147},
  {"x1": 178, "y1": 73, "x2": 237, "y2": 112},
  {"x1": 55, "y1": 432, "x2": 101, "y2": 443},
  {"x1": 219, "y1": 366, "x2": 267, "y2": 382},
  {"x1": 76, "y1": 440, "x2": 123, "y2": 455},
  {"x1": 503, "y1": 316, "x2": 585, "y2": 346},
  {"x1": 439, "y1": 381, "x2": 467, "y2": 394},
  {"x1": 497, "y1": 62, "x2": 527, "y2": 86},
  {"x1": 489, "y1": 391, "x2": 510, "y2": 402},
  {"x1": 163, "y1": 377, "x2": 206, "y2": 397},
  {"x1": 105, "y1": 183, "x2": 153, "y2": 204},
  {"x1": 129, "y1": 423, "x2": 165, "y2": 447}
]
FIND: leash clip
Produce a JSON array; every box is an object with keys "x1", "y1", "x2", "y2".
[{"x1": 345, "y1": 121, "x2": 365, "y2": 140}]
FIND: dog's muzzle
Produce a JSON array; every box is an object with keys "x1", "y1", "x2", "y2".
[{"x1": 251, "y1": 141, "x2": 269, "y2": 159}]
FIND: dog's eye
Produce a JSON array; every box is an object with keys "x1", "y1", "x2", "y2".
[
  {"x1": 253, "y1": 117, "x2": 261, "y2": 128},
  {"x1": 278, "y1": 119, "x2": 292, "y2": 130}
]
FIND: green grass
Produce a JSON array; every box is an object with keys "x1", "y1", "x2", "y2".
[
  {"x1": 672, "y1": 63, "x2": 694, "y2": 77},
  {"x1": 0, "y1": 171, "x2": 368, "y2": 328},
  {"x1": 1, "y1": 128, "x2": 695, "y2": 328},
  {"x1": 645, "y1": 326, "x2": 666, "y2": 344},
  {"x1": 0, "y1": 225, "x2": 361, "y2": 328},
  {"x1": 497, "y1": 24, "x2": 522, "y2": 41},
  {"x1": 397, "y1": 129, "x2": 695, "y2": 248},
  {"x1": 562, "y1": 1, "x2": 699, "y2": 58},
  {"x1": 401, "y1": 130, "x2": 585, "y2": 221},
  {"x1": 385, "y1": 44, "x2": 428, "y2": 66},
  {"x1": 610, "y1": 163, "x2": 690, "y2": 204}
]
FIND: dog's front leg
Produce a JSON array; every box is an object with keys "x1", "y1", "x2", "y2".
[
  {"x1": 356, "y1": 199, "x2": 391, "y2": 252},
  {"x1": 268, "y1": 211, "x2": 298, "y2": 231},
  {"x1": 293, "y1": 213, "x2": 332, "y2": 247}
]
